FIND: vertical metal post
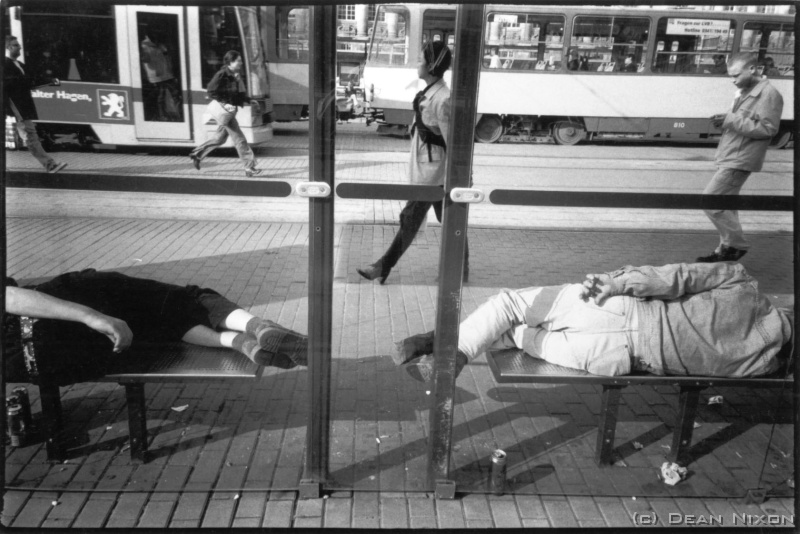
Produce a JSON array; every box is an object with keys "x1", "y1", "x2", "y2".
[
  {"x1": 427, "y1": 4, "x2": 485, "y2": 497},
  {"x1": 0, "y1": 4, "x2": 7, "y2": 515},
  {"x1": 792, "y1": 17, "x2": 799, "y2": 519},
  {"x1": 300, "y1": 5, "x2": 336, "y2": 500}
]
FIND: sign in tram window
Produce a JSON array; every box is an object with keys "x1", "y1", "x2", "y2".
[
  {"x1": 652, "y1": 17, "x2": 735, "y2": 75},
  {"x1": 368, "y1": 6, "x2": 409, "y2": 66},
  {"x1": 20, "y1": 4, "x2": 119, "y2": 84},
  {"x1": 483, "y1": 12, "x2": 565, "y2": 71},
  {"x1": 740, "y1": 22, "x2": 794, "y2": 78},
  {"x1": 275, "y1": 7, "x2": 310, "y2": 62},
  {"x1": 568, "y1": 16, "x2": 649, "y2": 73}
]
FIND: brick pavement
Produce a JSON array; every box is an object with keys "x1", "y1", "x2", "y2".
[{"x1": 2, "y1": 216, "x2": 795, "y2": 528}]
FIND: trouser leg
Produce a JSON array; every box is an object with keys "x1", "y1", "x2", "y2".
[
  {"x1": 457, "y1": 286, "x2": 546, "y2": 360},
  {"x1": 702, "y1": 167, "x2": 751, "y2": 251},
  {"x1": 226, "y1": 117, "x2": 256, "y2": 170},
  {"x1": 16, "y1": 119, "x2": 54, "y2": 169},
  {"x1": 191, "y1": 124, "x2": 229, "y2": 161},
  {"x1": 381, "y1": 200, "x2": 433, "y2": 269}
]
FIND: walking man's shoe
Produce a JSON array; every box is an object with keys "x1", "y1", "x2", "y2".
[
  {"x1": 47, "y1": 162, "x2": 67, "y2": 173},
  {"x1": 696, "y1": 245, "x2": 748, "y2": 263}
]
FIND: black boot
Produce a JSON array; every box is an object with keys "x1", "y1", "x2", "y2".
[
  {"x1": 393, "y1": 330, "x2": 435, "y2": 366},
  {"x1": 404, "y1": 350, "x2": 469, "y2": 383},
  {"x1": 357, "y1": 259, "x2": 391, "y2": 284}
]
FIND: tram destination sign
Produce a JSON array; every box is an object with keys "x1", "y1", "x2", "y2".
[{"x1": 667, "y1": 18, "x2": 730, "y2": 36}]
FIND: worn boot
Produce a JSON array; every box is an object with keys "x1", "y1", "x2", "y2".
[
  {"x1": 393, "y1": 330, "x2": 435, "y2": 366},
  {"x1": 357, "y1": 259, "x2": 391, "y2": 284},
  {"x1": 404, "y1": 351, "x2": 468, "y2": 383}
]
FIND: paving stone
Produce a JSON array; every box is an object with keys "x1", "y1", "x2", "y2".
[
  {"x1": 436, "y1": 499, "x2": 466, "y2": 529},
  {"x1": 410, "y1": 516, "x2": 438, "y2": 528},
  {"x1": 172, "y1": 492, "x2": 209, "y2": 521},
  {"x1": 106, "y1": 493, "x2": 148, "y2": 528},
  {"x1": 11, "y1": 496, "x2": 57, "y2": 528},
  {"x1": 462, "y1": 493, "x2": 490, "y2": 519},
  {"x1": 262, "y1": 499, "x2": 294, "y2": 528},
  {"x1": 379, "y1": 497, "x2": 408, "y2": 528},
  {"x1": 352, "y1": 492, "x2": 380, "y2": 529},
  {"x1": 408, "y1": 495, "x2": 435, "y2": 517},
  {"x1": 466, "y1": 519, "x2": 496, "y2": 528},
  {"x1": 522, "y1": 518, "x2": 551, "y2": 527},
  {"x1": 323, "y1": 496, "x2": 352, "y2": 527},
  {"x1": 137, "y1": 499, "x2": 176, "y2": 528},
  {"x1": 71, "y1": 496, "x2": 116, "y2": 528},
  {"x1": 201, "y1": 497, "x2": 236, "y2": 528},
  {"x1": 490, "y1": 498, "x2": 523, "y2": 528}
]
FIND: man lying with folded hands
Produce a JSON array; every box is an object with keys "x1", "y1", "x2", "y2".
[{"x1": 395, "y1": 262, "x2": 793, "y2": 382}]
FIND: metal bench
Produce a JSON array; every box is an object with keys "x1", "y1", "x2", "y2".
[
  {"x1": 38, "y1": 343, "x2": 263, "y2": 463},
  {"x1": 487, "y1": 349, "x2": 793, "y2": 466}
]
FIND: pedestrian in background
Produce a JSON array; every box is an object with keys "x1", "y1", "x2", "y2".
[
  {"x1": 357, "y1": 40, "x2": 468, "y2": 284},
  {"x1": 189, "y1": 50, "x2": 261, "y2": 177},
  {"x1": 697, "y1": 53, "x2": 783, "y2": 263},
  {"x1": 4, "y1": 36, "x2": 67, "y2": 173}
]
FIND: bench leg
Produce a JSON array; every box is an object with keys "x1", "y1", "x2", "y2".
[
  {"x1": 595, "y1": 385, "x2": 623, "y2": 465},
  {"x1": 39, "y1": 383, "x2": 65, "y2": 462},
  {"x1": 124, "y1": 383, "x2": 148, "y2": 463},
  {"x1": 668, "y1": 386, "x2": 701, "y2": 465}
]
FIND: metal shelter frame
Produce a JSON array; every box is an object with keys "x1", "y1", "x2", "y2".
[{"x1": 0, "y1": 2, "x2": 797, "y2": 520}]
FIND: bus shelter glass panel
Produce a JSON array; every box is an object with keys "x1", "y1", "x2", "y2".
[
  {"x1": 740, "y1": 21, "x2": 795, "y2": 77},
  {"x1": 484, "y1": 11, "x2": 565, "y2": 71},
  {"x1": 652, "y1": 17, "x2": 735, "y2": 74},
  {"x1": 20, "y1": 4, "x2": 118, "y2": 83},
  {"x1": 568, "y1": 16, "x2": 650, "y2": 73},
  {"x1": 275, "y1": 6, "x2": 310, "y2": 61},
  {"x1": 200, "y1": 6, "x2": 253, "y2": 88},
  {"x1": 368, "y1": 6, "x2": 410, "y2": 66}
]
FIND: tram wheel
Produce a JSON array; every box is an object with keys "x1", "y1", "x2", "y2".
[
  {"x1": 474, "y1": 115, "x2": 504, "y2": 143},
  {"x1": 552, "y1": 121, "x2": 585, "y2": 145},
  {"x1": 769, "y1": 128, "x2": 792, "y2": 149}
]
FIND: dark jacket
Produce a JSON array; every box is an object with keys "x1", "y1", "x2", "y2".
[
  {"x1": 206, "y1": 66, "x2": 248, "y2": 108},
  {"x1": 4, "y1": 57, "x2": 49, "y2": 120}
]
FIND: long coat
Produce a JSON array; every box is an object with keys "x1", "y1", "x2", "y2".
[{"x1": 408, "y1": 78, "x2": 451, "y2": 186}]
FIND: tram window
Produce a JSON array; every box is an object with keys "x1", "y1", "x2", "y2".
[
  {"x1": 423, "y1": 10, "x2": 456, "y2": 55},
  {"x1": 200, "y1": 7, "x2": 248, "y2": 87},
  {"x1": 368, "y1": 6, "x2": 409, "y2": 66},
  {"x1": 137, "y1": 13, "x2": 183, "y2": 123},
  {"x1": 20, "y1": 4, "x2": 118, "y2": 83},
  {"x1": 652, "y1": 17, "x2": 735, "y2": 75},
  {"x1": 569, "y1": 16, "x2": 649, "y2": 73},
  {"x1": 484, "y1": 12, "x2": 565, "y2": 71},
  {"x1": 275, "y1": 6, "x2": 310, "y2": 62},
  {"x1": 740, "y1": 22, "x2": 794, "y2": 78}
]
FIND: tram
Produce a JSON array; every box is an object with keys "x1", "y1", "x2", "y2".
[
  {"x1": 363, "y1": 4, "x2": 794, "y2": 146},
  {"x1": 6, "y1": 4, "x2": 272, "y2": 148},
  {"x1": 262, "y1": 5, "x2": 371, "y2": 122}
]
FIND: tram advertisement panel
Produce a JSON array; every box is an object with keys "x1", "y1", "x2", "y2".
[{"x1": 31, "y1": 83, "x2": 133, "y2": 125}]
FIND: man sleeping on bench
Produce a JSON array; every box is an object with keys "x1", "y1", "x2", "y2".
[
  {"x1": 4, "y1": 268, "x2": 308, "y2": 386},
  {"x1": 394, "y1": 262, "x2": 793, "y2": 382}
]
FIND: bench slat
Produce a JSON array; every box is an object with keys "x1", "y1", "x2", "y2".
[
  {"x1": 487, "y1": 349, "x2": 792, "y2": 387},
  {"x1": 102, "y1": 343, "x2": 263, "y2": 382}
]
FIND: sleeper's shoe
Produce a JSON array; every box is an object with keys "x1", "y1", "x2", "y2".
[
  {"x1": 253, "y1": 320, "x2": 308, "y2": 366},
  {"x1": 357, "y1": 259, "x2": 391, "y2": 285},
  {"x1": 189, "y1": 155, "x2": 201, "y2": 170},
  {"x1": 47, "y1": 161, "x2": 67, "y2": 174},
  {"x1": 696, "y1": 245, "x2": 747, "y2": 263},
  {"x1": 245, "y1": 167, "x2": 262, "y2": 177},
  {"x1": 404, "y1": 351, "x2": 468, "y2": 383},
  {"x1": 253, "y1": 349, "x2": 297, "y2": 369},
  {"x1": 393, "y1": 330, "x2": 435, "y2": 366}
]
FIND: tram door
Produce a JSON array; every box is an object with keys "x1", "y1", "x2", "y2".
[{"x1": 127, "y1": 7, "x2": 192, "y2": 141}]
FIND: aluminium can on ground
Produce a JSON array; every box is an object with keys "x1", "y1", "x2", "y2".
[{"x1": 490, "y1": 449, "x2": 507, "y2": 495}]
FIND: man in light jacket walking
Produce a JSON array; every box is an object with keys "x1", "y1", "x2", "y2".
[{"x1": 697, "y1": 52, "x2": 784, "y2": 263}]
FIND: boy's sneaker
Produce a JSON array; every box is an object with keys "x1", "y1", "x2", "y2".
[
  {"x1": 47, "y1": 162, "x2": 67, "y2": 173},
  {"x1": 403, "y1": 352, "x2": 468, "y2": 383},
  {"x1": 253, "y1": 321, "x2": 308, "y2": 366}
]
